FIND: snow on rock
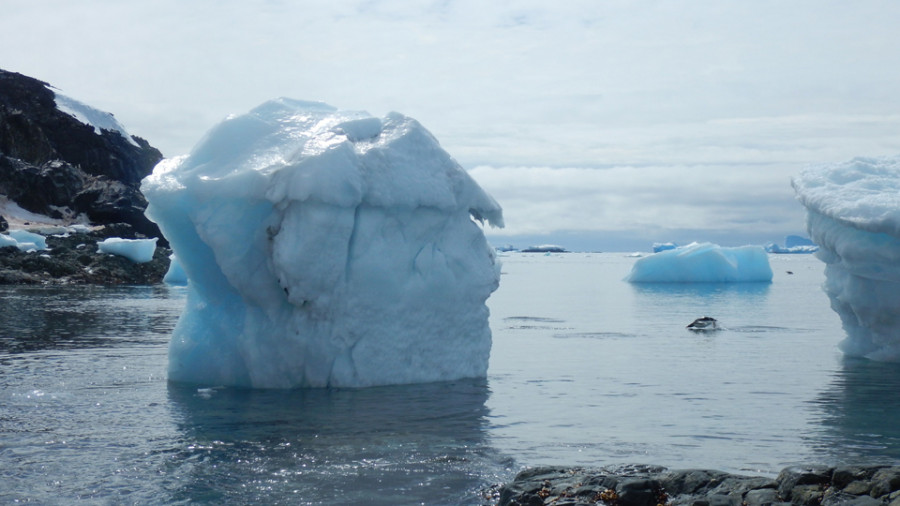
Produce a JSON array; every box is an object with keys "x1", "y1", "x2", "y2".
[
  {"x1": 97, "y1": 237, "x2": 157, "y2": 263},
  {"x1": 54, "y1": 93, "x2": 139, "y2": 147},
  {"x1": 625, "y1": 242, "x2": 773, "y2": 283},
  {"x1": 141, "y1": 98, "x2": 504, "y2": 388},
  {"x1": 793, "y1": 156, "x2": 900, "y2": 361}
]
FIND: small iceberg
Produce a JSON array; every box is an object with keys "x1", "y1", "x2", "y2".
[{"x1": 626, "y1": 242, "x2": 773, "y2": 283}]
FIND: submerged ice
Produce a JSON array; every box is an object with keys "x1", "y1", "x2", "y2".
[
  {"x1": 793, "y1": 156, "x2": 900, "y2": 361},
  {"x1": 141, "y1": 99, "x2": 504, "y2": 388},
  {"x1": 626, "y1": 242, "x2": 773, "y2": 283}
]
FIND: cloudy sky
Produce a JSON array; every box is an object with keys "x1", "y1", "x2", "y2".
[{"x1": 4, "y1": 0, "x2": 900, "y2": 250}]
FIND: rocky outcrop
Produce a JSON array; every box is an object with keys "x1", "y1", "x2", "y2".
[
  {"x1": 0, "y1": 69, "x2": 163, "y2": 239},
  {"x1": 0, "y1": 223, "x2": 170, "y2": 285},
  {"x1": 497, "y1": 465, "x2": 900, "y2": 506}
]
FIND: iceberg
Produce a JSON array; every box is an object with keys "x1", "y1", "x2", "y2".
[
  {"x1": 652, "y1": 242, "x2": 678, "y2": 253},
  {"x1": 625, "y1": 242, "x2": 773, "y2": 283},
  {"x1": 96, "y1": 237, "x2": 158, "y2": 263},
  {"x1": 141, "y1": 98, "x2": 503, "y2": 388},
  {"x1": 163, "y1": 254, "x2": 188, "y2": 286},
  {"x1": 793, "y1": 156, "x2": 900, "y2": 361}
]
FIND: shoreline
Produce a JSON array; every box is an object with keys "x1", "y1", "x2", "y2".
[{"x1": 495, "y1": 464, "x2": 900, "y2": 505}]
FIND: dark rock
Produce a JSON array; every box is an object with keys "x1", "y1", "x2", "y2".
[
  {"x1": 776, "y1": 465, "x2": 832, "y2": 501},
  {"x1": 743, "y1": 488, "x2": 781, "y2": 506},
  {"x1": 870, "y1": 468, "x2": 900, "y2": 498},
  {"x1": 661, "y1": 469, "x2": 733, "y2": 495},
  {"x1": 833, "y1": 467, "x2": 883, "y2": 489},
  {"x1": 0, "y1": 68, "x2": 164, "y2": 241},
  {"x1": 0, "y1": 225, "x2": 169, "y2": 285},
  {"x1": 0, "y1": 69, "x2": 161, "y2": 185},
  {"x1": 616, "y1": 477, "x2": 663, "y2": 506},
  {"x1": 0, "y1": 214, "x2": 7, "y2": 232},
  {"x1": 496, "y1": 464, "x2": 900, "y2": 506},
  {"x1": 822, "y1": 490, "x2": 884, "y2": 506}
]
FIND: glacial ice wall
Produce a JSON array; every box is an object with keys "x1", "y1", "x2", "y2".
[
  {"x1": 141, "y1": 99, "x2": 504, "y2": 388},
  {"x1": 793, "y1": 156, "x2": 900, "y2": 361}
]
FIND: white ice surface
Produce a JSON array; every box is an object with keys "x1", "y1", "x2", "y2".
[
  {"x1": 793, "y1": 156, "x2": 900, "y2": 361},
  {"x1": 0, "y1": 230, "x2": 48, "y2": 252},
  {"x1": 96, "y1": 237, "x2": 157, "y2": 263},
  {"x1": 625, "y1": 242, "x2": 773, "y2": 283},
  {"x1": 142, "y1": 98, "x2": 503, "y2": 388},
  {"x1": 53, "y1": 92, "x2": 139, "y2": 147}
]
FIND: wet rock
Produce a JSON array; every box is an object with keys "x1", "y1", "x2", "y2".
[
  {"x1": 497, "y1": 465, "x2": 900, "y2": 506},
  {"x1": 0, "y1": 223, "x2": 169, "y2": 285},
  {"x1": 871, "y1": 468, "x2": 900, "y2": 498},
  {"x1": 777, "y1": 466, "x2": 832, "y2": 501}
]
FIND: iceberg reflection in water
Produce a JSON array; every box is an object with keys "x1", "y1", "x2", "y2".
[
  {"x1": 808, "y1": 358, "x2": 900, "y2": 464},
  {"x1": 165, "y1": 380, "x2": 507, "y2": 504}
]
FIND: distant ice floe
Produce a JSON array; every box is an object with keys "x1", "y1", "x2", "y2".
[
  {"x1": 625, "y1": 242, "x2": 773, "y2": 283},
  {"x1": 652, "y1": 242, "x2": 678, "y2": 253},
  {"x1": 521, "y1": 244, "x2": 567, "y2": 253},
  {"x1": 793, "y1": 155, "x2": 900, "y2": 361},
  {"x1": 765, "y1": 235, "x2": 818, "y2": 254},
  {"x1": 141, "y1": 98, "x2": 503, "y2": 388}
]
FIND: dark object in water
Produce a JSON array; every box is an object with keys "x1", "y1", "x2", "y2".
[{"x1": 687, "y1": 316, "x2": 718, "y2": 331}]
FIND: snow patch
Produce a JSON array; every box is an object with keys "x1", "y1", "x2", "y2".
[{"x1": 53, "y1": 92, "x2": 139, "y2": 147}]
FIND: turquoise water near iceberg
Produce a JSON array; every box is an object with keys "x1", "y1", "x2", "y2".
[{"x1": 2, "y1": 253, "x2": 899, "y2": 504}]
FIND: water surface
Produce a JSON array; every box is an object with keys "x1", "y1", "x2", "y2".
[{"x1": 2, "y1": 253, "x2": 899, "y2": 504}]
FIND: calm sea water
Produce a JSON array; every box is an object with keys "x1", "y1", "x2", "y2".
[{"x1": 2, "y1": 253, "x2": 900, "y2": 504}]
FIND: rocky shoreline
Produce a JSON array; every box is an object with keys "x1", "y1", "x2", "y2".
[
  {"x1": 495, "y1": 465, "x2": 900, "y2": 506},
  {"x1": 0, "y1": 223, "x2": 170, "y2": 285}
]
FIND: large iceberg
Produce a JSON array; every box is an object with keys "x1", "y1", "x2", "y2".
[
  {"x1": 793, "y1": 156, "x2": 900, "y2": 361},
  {"x1": 625, "y1": 242, "x2": 773, "y2": 283},
  {"x1": 141, "y1": 99, "x2": 504, "y2": 388}
]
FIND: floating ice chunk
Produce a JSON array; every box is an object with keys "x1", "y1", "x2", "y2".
[
  {"x1": 625, "y1": 242, "x2": 773, "y2": 283},
  {"x1": 793, "y1": 155, "x2": 900, "y2": 361},
  {"x1": 163, "y1": 254, "x2": 188, "y2": 285},
  {"x1": 141, "y1": 98, "x2": 503, "y2": 389},
  {"x1": 97, "y1": 237, "x2": 157, "y2": 263}
]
